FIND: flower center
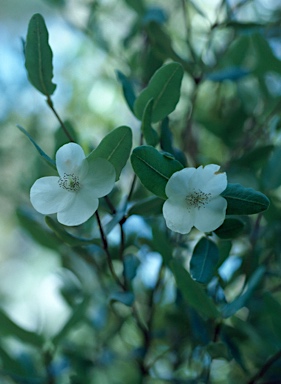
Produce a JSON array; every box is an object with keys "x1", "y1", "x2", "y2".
[
  {"x1": 185, "y1": 189, "x2": 211, "y2": 210},
  {"x1": 58, "y1": 173, "x2": 80, "y2": 192}
]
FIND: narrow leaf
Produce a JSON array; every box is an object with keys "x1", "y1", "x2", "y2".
[
  {"x1": 131, "y1": 145, "x2": 183, "y2": 199},
  {"x1": 141, "y1": 98, "x2": 159, "y2": 147},
  {"x1": 221, "y1": 183, "x2": 270, "y2": 215},
  {"x1": 134, "y1": 62, "x2": 184, "y2": 123},
  {"x1": 110, "y1": 292, "x2": 135, "y2": 307},
  {"x1": 190, "y1": 237, "x2": 220, "y2": 284},
  {"x1": 25, "y1": 13, "x2": 56, "y2": 96},
  {"x1": 0, "y1": 308, "x2": 43, "y2": 347},
  {"x1": 170, "y1": 260, "x2": 220, "y2": 319},
  {"x1": 116, "y1": 70, "x2": 136, "y2": 113},
  {"x1": 221, "y1": 266, "x2": 265, "y2": 318},
  {"x1": 87, "y1": 126, "x2": 132, "y2": 180},
  {"x1": 17, "y1": 125, "x2": 56, "y2": 169}
]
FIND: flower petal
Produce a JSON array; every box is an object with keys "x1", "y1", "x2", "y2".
[
  {"x1": 57, "y1": 188, "x2": 99, "y2": 226},
  {"x1": 83, "y1": 158, "x2": 116, "y2": 198},
  {"x1": 194, "y1": 196, "x2": 227, "y2": 232},
  {"x1": 163, "y1": 197, "x2": 194, "y2": 234},
  {"x1": 191, "y1": 164, "x2": 227, "y2": 196},
  {"x1": 165, "y1": 168, "x2": 197, "y2": 198},
  {"x1": 30, "y1": 177, "x2": 74, "y2": 214},
  {"x1": 56, "y1": 143, "x2": 86, "y2": 177}
]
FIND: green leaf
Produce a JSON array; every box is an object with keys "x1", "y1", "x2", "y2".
[
  {"x1": 190, "y1": 237, "x2": 220, "y2": 284},
  {"x1": 205, "y1": 342, "x2": 231, "y2": 360},
  {"x1": 0, "y1": 308, "x2": 43, "y2": 347},
  {"x1": 128, "y1": 196, "x2": 164, "y2": 216},
  {"x1": 152, "y1": 224, "x2": 173, "y2": 265},
  {"x1": 87, "y1": 126, "x2": 132, "y2": 180},
  {"x1": 109, "y1": 292, "x2": 135, "y2": 307},
  {"x1": 134, "y1": 62, "x2": 184, "y2": 123},
  {"x1": 116, "y1": 70, "x2": 136, "y2": 113},
  {"x1": 170, "y1": 260, "x2": 220, "y2": 319},
  {"x1": 17, "y1": 207, "x2": 59, "y2": 250},
  {"x1": 215, "y1": 217, "x2": 245, "y2": 239},
  {"x1": 261, "y1": 146, "x2": 281, "y2": 190},
  {"x1": 17, "y1": 125, "x2": 56, "y2": 169},
  {"x1": 221, "y1": 183, "x2": 270, "y2": 215},
  {"x1": 25, "y1": 13, "x2": 56, "y2": 96},
  {"x1": 52, "y1": 296, "x2": 91, "y2": 347},
  {"x1": 45, "y1": 216, "x2": 99, "y2": 246},
  {"x1": 123, "y1": 254, "x2": 140, "y2": 282},
  {"x1": 221, "y1": 266, "x2": 265, "y2": 318},
  {"x1": 141, "y1": 98, "x2": 159, "y2": 147},
  {"x1": 131, "y1": 145, "x2": 183, "y2": 199},
  {"x1": 263, "y1": 293, "x2": 281, "y2": 341}
]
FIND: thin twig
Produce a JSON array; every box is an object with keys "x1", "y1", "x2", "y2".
[
  {"x1": 247, "y1": 349, "x2": 281, "y2": 384},
  {"x1": 46, "y1": 97, "x2": 75, "y2": 142}
]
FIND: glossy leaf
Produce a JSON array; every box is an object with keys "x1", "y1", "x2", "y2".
[
  {"x1": 190, "y1": 237, "x2": 220, "y2": 284},
  {"x1": 134, "y1": 62, "x2": 184, "y2": 123},
  {"x1": 141, "y1": 98, "x2": 159, "y2": 147},
  {"x1": 17, "y1": 125, "x2": 56, "y2": 169},
  {"x1": 25, "y1": 13, "x2": 56, "y2": 96},
  {"x1": 170, "y1": 260, "x2": 220, "y2": 319},
  {"x1": 215, "y1": 217, "x2": 245, "y2": 239},
  {"x1": 128, "y1": 196, "x2": 164, "y2": 216},
  {"x1": 87, "y1": 126, "x2": 132, "y2": 180},
  {"x1": 116, "y1": 70, "x2": 136, "y2": 113},
  {"x1": 131, "y1": 145, "x2": 183, "y2": 199},
  {"x1": 110, "y1": 292, "x2": 135, "y2": 307},
  {"x1": 221, "y1": 183, "x2": 270, "y2": 215},
  {"x1": 221, "y1": 266, "x2": 265, "y2": 318}
]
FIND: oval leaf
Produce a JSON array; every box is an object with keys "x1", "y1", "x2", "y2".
[
  {"x1": 25, "y1": 13, "x2": 56, "y2": 96},
  {"x1": 221, "y1": 183, "x2": 270, "y2": 215},
  {"x1": 87, "y1": 126, "x2": 132, "y2": 180},
  {"x1": 170, "y1": 260, "x2": 220, "y2": 319},
  {"x1": 110, "y1": 292, "x2": 135, "y2": 307},
  {"x1": 131, "y1": 145, "x2": 183, "y2": 199},
  {"x1": 215, "y1": 217, "x2": 245, "y2": 239},
  {"x1": 190, "y1": 237, "x2": 219, "y2": 284},
  {"x1": 141, "y1": 98, "x2": 159, "y2": 147},
  {"x1": 134, "y1": 62, "x2": 184, "y2": 123},
  {"x1": 116, "y1": 70, "x2": 136, "y2": 113}
]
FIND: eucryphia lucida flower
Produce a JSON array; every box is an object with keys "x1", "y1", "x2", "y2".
[
  {"x1": 163, "y1": 164, "x2": 227, "y2": 234},
  {"x1": 30, "y1": 143, "x2": 116, "y2": 226}
]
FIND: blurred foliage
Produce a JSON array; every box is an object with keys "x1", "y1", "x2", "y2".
[{"x1": 2, "y1": 0, "x2": 281, "y2": 383}]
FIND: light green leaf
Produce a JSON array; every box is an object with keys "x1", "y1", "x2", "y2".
[
  {"x1": 17, "y1": 125, "x2": 56, "y2": 169},
  {"x1": 87, "y1": 126, "x2": 132, "y2": 180},
  {"x1": 190, "y1": 237, "x2": 219, "y2": 284},
  {"x1": 134, "y1": 62, "x2": 184, "y2": 123},
  {"x1": 215, "y1": 217, "x2": 245, "y2": 239},
  {"x1": 128, "y1": 196, "x2": 164, "y2": 216},
  {"x1": 221, "y1": 183, "x2": 270, "y2": 215},
  {"x1": 131, "y1": 145, "x2": 183, "y2": 199},
  {"x1": 52, "y1": 296, "x2": 91, "y2": 347},
  {"x1": 25, "y1": 13, "x2": 56, "y2": 96},
  {"x1": 170, "y1": 260, "x2": 220, "y2": 319},
  {"x1": 221, "y1": 266, "x2": 265, "y2": 318},
  {"x1": 141, "y1": 98, "x2": 159, "y2": 147}
]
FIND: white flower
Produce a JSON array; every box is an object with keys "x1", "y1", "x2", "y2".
[
  {"x1": 30, "y1": 143, "x2": 116, "y2": 226},
  {"x1": 163, "y1": 164, "x2": 227, "y2": 234}
]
